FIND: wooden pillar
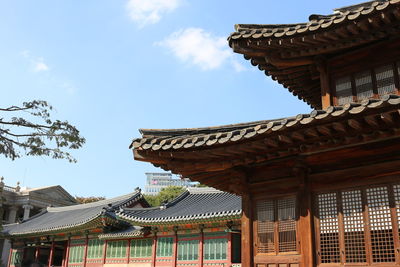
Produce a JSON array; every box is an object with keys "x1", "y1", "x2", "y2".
[
  {"x1": 151, "y1": 228, "x2": 158, "y2": 267},
  {"x1": 64, "y1": 237, "x2": 71, "y2": 267},
  {"x1": 48, "y1": 241, "x2": 55, "y2": 267},
  {"x1": 61, "y1": 241, "x2": 68, "y2": 267},
  {"x1": 7, "y1": 246, "x2": 12, "y2": 267},
  {"x1": 294, "y1": 164, "x2": 314, "y2": 267},
  {"x1": 199, "y1": 224, "x2": 204, "y2": 267},
  {"x1": 173, "y1": 226, "x2": 178, "y2": 267},
  {"x1": 127, "y1": 239, "x2": 131, "y2": 264},
  {"x1": 102, "y1": 241, "x2": 107, "y2": 265},
  {"x1": 316, "y1": 57, "x2": 331, "y2": 109},
  {"x1": 241, "y1": 193, "x2": 253, "y2": 267},
  {"x1": 83, "y1": 235, "x2": 89, "y2": 267},
  {"x1": 228, "y1": 232, "x2": 232, "y2": 266},
  {"x1": 34, "y1": 246, "x2": 40, "y2": 263}
]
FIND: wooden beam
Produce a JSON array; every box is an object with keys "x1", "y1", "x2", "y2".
[
  {"x1": 315, "y1": 57, "x2": 332, "y2": 109},
  {"x1": 241, "y1": 193, "x2": 253, "y2": 267},
  {"x1": 293, "y1": 164, "x2": 314, "y2": 267},
  {"x1": 265, "y1": 54, "x2": 314, "y2": 68}
]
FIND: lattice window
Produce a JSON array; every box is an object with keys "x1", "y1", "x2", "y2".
[
  {"x1": 130, "y1": 239, "x2": 152, "y2": 258},
  {"x1": 316, "y1": 184, "x2": 400, "y2": 266},
  {"x1": 317, "y1": 192, "x2": 340, "y2": 263},
  {"x1": 366, "y1": 186, "x2": 395, "y2": 263},
  {"x1": 393, "y1": 184, "x2": 400, "y2": 241},
  {"x1": 257, "y1": 199, "x2": 275, "y2": 254},
  {"x1": 87, "y1": 239, "x2": 104, "y2": 259},
  {"x1": 355, "y1": 70, "x2": 374, "y2": 100},
  {"x1": 68, "y1": 245, "x2": 85, "y2": 264},
  {"x1": 375, "y1": 64, "x2": 396, "y2": 95},
  {"x1": 256, "y1": 196, "x2": 297, "y2": 255},
  {"x1": 106, "y1": 240, "x2": 128, "y2": 259},
  {"x1": 277, "y1": 198, "x2": 297, "y2": 252},
  {"x1": 156, "y1": 237, "x2": 173, "y2": 257},
  {"x1": 342, "y1": 190, "x2": 366, "y2": 263},
  {"x1": 203, "y1": 238, "x2": 227, "y2": 260},
  {"x1": 335, "y1": 76, "x2": 353, "y2": 105},
  {"x1": 177, "y1": 239, "x2": 199, "y2": 261}
]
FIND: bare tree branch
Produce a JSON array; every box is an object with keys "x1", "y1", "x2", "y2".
[{"x1": 0, "y1": 100, "x2": 85, "y2": 162}]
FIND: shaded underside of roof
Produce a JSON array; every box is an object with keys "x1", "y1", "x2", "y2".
[
  {"x1": 118, "y1": 188, "x2": 241, "y2": 225},
  {"x1": 131, "y1": 95, "x2": 400, "y2": 182},
  {"x1": 228, "y1": 0, "x2": 400, "y2": 108},
  {"x1": 3, "y1": 190, "x2": 144, "y2": 237}
]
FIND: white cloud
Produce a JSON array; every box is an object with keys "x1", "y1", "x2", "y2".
[
  {"x1": 20, "y1": 50, "x2": 50, "y2": 72},
  {"x1": 157, "y1": 28, "x2": 247, "y2": 71},
  {"x1": 19, "y1": 50, "x2": 77, "y2": 95},
  {"x1": 33, "y1": 59, "x2": 49, "y2": 72},
  {"x1": 126, "y1": 0, "x2": 180, "y2": 27}
]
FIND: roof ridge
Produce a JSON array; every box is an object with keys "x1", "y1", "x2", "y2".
[
  {"x1": 187, "y1": 187, "x2": 223, "y2": 194},
  {"x1": 48, "y1": 190, "x2": 141, "y2": 212}
]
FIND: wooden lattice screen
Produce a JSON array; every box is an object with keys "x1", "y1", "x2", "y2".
[
  {"x1": 256, "y1": 196, "x2": 297, "y2": 255},
  {"x1": 316, "y1": 183, "x2": 400, "y2": 265}
]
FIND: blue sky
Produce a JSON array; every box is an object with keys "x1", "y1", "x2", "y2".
[{"x1": 0, "y1": 0, "x2": 362, "y2": 198}]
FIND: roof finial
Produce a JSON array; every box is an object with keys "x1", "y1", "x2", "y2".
[
  {"x1": 0, "y1": 177, "x2": 4, "y2": 189},
  {"x1": 15, "y1": 181, "x2": 21, "y2": 192}
]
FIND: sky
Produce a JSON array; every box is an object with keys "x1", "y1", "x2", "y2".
[{"x1": 0, "y1": 0, "x2": 362, "y2": 198}]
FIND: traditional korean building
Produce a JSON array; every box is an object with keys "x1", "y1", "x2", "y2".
[
  {"x1": 129, "y1": 1, "x2": 400, "y2": 267},
  {"x1": 2, "y1": 187, "x2": 242, "y2": 267}
]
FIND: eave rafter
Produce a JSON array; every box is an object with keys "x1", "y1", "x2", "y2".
[
  {"x1": 228, "y1": 2, "x2": 400, "y2": 108},
  {"x1": 134, "y1": 107, "x2": 400, "y2": 181}
]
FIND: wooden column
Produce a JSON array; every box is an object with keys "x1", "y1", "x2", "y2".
[
  {"x1": 48, "y1": 240, "x2": 55, "y2": 267},
  {"x1": 228, "y1": 232, "x2": 232, "y2": 265},
  {"x1": 294, "y1": 164, "x2": 314, "y2": 267},
  {"x1": 316, "y1": 57, "x2": 331, "y2": 109},
  {"x1": 229, "y1": 171, "x2": 253, "y2": 267},
  {"x1": 34, "y1": 246, "x2": 40, "y2": 263},
  {"x1": 151, "y1": 228, "x2": 158, "y2": 267},
  {"x1": 173, "y1": 226, "x2": 178, "y2": 267},
  {"x1": 7, "y1": 246, "x2": 12, "y2": 267},
  {"x1": 83, "y1": 234, "x2": 89, "y2": 267},
  {"x1": 102, "y1": 241, "x2": 107, "y2": 265},
  {"x1": 61, "y1": 241, "x2": 68, "y2": 267},
  {"x1": 241, "y1": 193, "x2": 253, "y2": 267},
  {"x1": 127, "y1": 239, "x2": 131, "y2": 264},
  {"x1": 199, "y1": 224, "x2": 204, "y2": 267},
  {"x1": 64, "y1": 237, "x2": 71, "y2": 267}
]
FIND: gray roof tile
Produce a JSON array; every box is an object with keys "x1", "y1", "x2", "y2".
[
  {"x1": 3, "y1": 190, "x2": 144, "y2": 236},
  {"x1": 118, "y1": 188, "x2": 241, "y2": 225}
]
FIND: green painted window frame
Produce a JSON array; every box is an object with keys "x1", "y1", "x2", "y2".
[
  {"x1": 106, "y1": 240, "x2": 128, "y2": 259},
  {"x1": 68, "y1": 245, "x2": 85, "y2": 264},
  {"x1": 177, "y1": 239, "x2": 199, "y2": 261},
  {"x1": 156, "y1": 237, "x2": 174, "y2": 257},
  {"x1": 87, "y1": 239, "x2": 104, "y2": 259},
  {"x1": 11, "y1": 249, "x2": 23, "y2": 266},
  {"x1": 130, "y1": 239, "x2": 152, "y2": 258},
  {"x1": 203, "y1": 238, "x2": 228, "y2": 260}
]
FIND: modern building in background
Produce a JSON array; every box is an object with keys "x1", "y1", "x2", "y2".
[
  {"x1": 0, "y1": 177, "x2": 77, "y2": 267},
  {"x1": 144, "y1": 172, "x2": 196, "y2": 195}
]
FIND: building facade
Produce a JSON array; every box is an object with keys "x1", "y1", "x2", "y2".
[
  {"x1": 130, "y1": 1, "x2": 400, "y2": 267},
  {"x1": 2, "y1": 187, "x2": 242, "y2": 267},
  {"x1": 0, "y1": 178, "x2": 77, "y2": 267},
  {"x1": 144, "y1": 173, "x2": 195, "y2": 195}
]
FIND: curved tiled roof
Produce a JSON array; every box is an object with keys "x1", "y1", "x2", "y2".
[
  {"x1": 131, "y1": 95, "x2": 400, "y2": 152},
  {"x1": 227, "y1": 0, "x2": 400, "y2": 109},
  {"x1": 228, "y1": 0, "x2": 399, "y2": 41},
  {"x1": 98, "y1": 226, "x2": 145, "y2": 239},
  {"x1": 3, "y1": 190, "x2": 145, "y2": 236},
  {"x1": 117, "y1": 188, "x2": 242, "y2": 225}
]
